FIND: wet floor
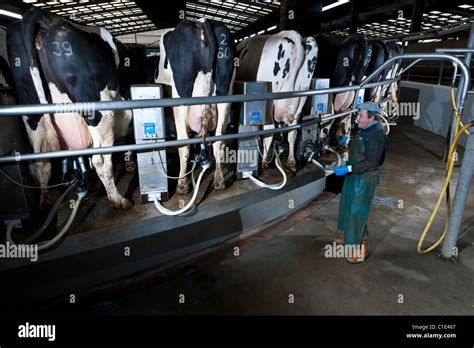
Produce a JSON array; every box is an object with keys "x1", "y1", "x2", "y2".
[{"x1": 45, "y1": 119, "x2": 474, "y2": 315}]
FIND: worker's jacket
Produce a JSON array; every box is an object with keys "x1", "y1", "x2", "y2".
[{"x1": 350, "y1": 120, "x2": 389, "y2": 175}]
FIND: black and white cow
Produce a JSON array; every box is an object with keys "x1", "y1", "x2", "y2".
[
  {"x1": 236, "y1": 30, "x2": 318, "y2": 172},
  {"x1": 314, "y1": 33, "x2": 372, "y2": 147},
  {"x1": 362, "y1": 39, "x2": 404, "y2": 119},
  {"x1": 379, "y1": 41, "x2": 404, "y2": 108},
  {"x1": 7, "y1": 7, "x2": 132, "y2": 209},
  {"x1": 155, "y1": 18, "x2": 236, "y2": 194},
  {"x1": 365, "y1": 39, "x2": 388, "y2": 102}
]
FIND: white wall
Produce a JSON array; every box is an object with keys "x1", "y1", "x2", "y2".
[{"x1": 401, "y1": 81, "x2": 474, "y2": 148}]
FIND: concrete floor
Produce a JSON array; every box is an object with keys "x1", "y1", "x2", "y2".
[{"x1": 55, "y1": 120, "x2": 474, "y2": 315}]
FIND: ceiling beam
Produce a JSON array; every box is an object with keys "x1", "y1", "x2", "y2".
[{"x1": 410, "y1": 0, "x2": 426, "y2": 33}]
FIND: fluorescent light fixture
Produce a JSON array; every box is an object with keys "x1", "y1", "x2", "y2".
[
  {"x1": 258, "y1": 30, "x2": 265, "y2": 34},
  {"x1": 458, "y1": 4, "x2": 471, "y2": 9},
  {"x1": 0, "y1": 9, "x2": 22, "y2": 19},
  {"x1": 266, "y1": 25, "x2": 277, "y2": 31},
  {"x1": 322, "y1": 0, "x2": 350, "y2": 12}
]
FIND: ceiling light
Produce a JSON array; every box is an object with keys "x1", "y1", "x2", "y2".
[
  {"x1": 322, "y1": 0, "x2": 350, "y2": 12},
  {"x1": 0, "y1": 9, "x2": 22, "y2": 19}
]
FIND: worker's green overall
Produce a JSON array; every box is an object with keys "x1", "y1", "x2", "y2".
[{"x1": 337, "y1": 132, "x2": 381, "y2": 246}]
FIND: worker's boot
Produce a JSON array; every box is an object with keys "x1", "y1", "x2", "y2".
[
  {"x1": 335, "y1": 233, "x2": 344, "y2": 245},
  {"x1": 346, "y1": 240, "x2": 368, "y2": 264}
]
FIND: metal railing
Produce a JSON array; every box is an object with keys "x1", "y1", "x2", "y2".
[{"x1": 0, "y1": 78, "x2": 399, "y2": 164}]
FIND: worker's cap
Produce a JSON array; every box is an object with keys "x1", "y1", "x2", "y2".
[{"x1": 357, "y1": 102, "x2": 382, "y2": 114}]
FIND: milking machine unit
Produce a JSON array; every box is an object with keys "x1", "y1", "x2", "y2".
[
  {"x1": 299, "y1": 78, "x2": 332, "y2": 166},
  {"x1": 233, "y1": 81, "x2": 271, "y2": 180},
  {"x1": 130, "y1": 84, "x2": 168, "y2": 203}
]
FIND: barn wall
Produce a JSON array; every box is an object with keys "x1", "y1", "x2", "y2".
[{"x1": 400, "y1": 81, "x2": 474, "y2": 148}]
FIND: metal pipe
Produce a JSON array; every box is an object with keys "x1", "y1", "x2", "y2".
[
  {"x1": 398, "y1": 59, "x2": 422, "y2": 77},
  {"x1": 362, "y1": 53, "x2": 470, "y2": 106},
  {"x1": 0, "y1": 118, "x2": 319, "y2": 163},
  {"x1": 448, "y1": 24, "x2": 474, "y2": 150},
  {"x1": 441, "y1": 126, "x2": 474, "y2": 259},
  {"x1": 0, "y1": 106, "x2": 359, "y2": 164},
  {"x1": 435, "y1": 48, "x2": 474, "y2": 53},
  {"x1": 0, "y1": 79, "x2": 400, "y2": 117},
  {"x1": 442, "y1": 23, "x2": 474, "y2": 259},
  {"x1": 437, "y1": 61, "x2": 444, "y2": 85},
  {"x1": 320, "y1": 109, "x2": 357, "y2": 122}
]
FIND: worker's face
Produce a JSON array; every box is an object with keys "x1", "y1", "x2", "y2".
[{"x1": 356, "y1": 109, "x2": 374, "y2": 128}]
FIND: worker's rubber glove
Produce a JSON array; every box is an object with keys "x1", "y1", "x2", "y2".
[
  {"x1": 338, "y1": 135, "x2": 350, "y2": 145},
  {"x1": 334, "y1": 165, "x2": 352, "y2": 176}
]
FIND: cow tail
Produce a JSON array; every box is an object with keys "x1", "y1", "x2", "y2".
[
  {"x1": 283, "y1": 31, "x2": 304, "y2": 77},
  {"x1": 20, "y1": 7, "x2": 54, "y2": 68},
  {"x1": 198, "y1": 19, "x2": 217, "y2": 139}
]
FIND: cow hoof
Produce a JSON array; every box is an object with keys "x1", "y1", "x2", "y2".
[
  {"x1": 112, "y1": 198, "x2": 133, "y2": 210},
  {"x1": 287, "y1": 161, "x2": 297, "y2": 173},
  {"x1": 214, "y1": 181, "x2": 226, "y2": 190},
  {"x1": 176, "y1": 183, "x2": 190, "y2": 195}
]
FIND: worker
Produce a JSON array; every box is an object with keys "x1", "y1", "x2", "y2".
[{"x1": 333, "y1": 102, "x2": 389, "y2": 263}]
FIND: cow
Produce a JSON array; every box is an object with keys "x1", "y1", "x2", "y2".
[
  {"x1": 236, "y1": 30, "x2": 318, "y2": 172},
  {"x1": 365, "y1": 39, "x2": 388, "y2": 102},
  {"x1": 7, "y1": 7, "x2": 132, "y2": 209},
  {"x1": 313, "y1": 33, "x2": 372, "y2": 149},
  {"x1": 155, "y1": 18, "x2": 236, "y2": 194},
  {"x1": 379, "y1": 42, "x2": 404, "y2": 115}
]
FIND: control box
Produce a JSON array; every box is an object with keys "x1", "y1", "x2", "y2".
[{"x1": 130, "y1": 84, "x2": 168, "y2": 203}]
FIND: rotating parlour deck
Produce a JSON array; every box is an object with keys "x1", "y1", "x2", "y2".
[{"x1": 0, "y1": 156, "x2": 328, "y2": 309}]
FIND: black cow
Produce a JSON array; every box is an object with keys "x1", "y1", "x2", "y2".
[
  {"x1": 155, "y1": 19, "x2": 236, "y2": 194},
  {"x1": 7, "y1": 7, "x2": 132, "y2": 209}
]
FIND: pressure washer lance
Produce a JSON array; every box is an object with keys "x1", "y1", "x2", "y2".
[{"x1": 154, "y1": 142, "x2": 210, "y2": 216}]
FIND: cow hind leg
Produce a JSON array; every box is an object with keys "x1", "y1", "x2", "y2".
[
  {"x1": 212, "y1": 102, "x2": 230, "y2": 190},
  {"x1": 30, "y1": 160, "x2": 52, "y2": 209},
  {"x1": 261, "y1": 124, "x2": 275, "y2": 170},
  {"x1": 174, "y1": 105, "x2": 191, "y2": 195},
  {"x1": 88, "y1": 113, "x2": 132, "y2": 209},
  {"x1": 287, "y1": 127, "x2": 298, "y2": 173},
  {"x1": 23, "y1": 115, "x2": 60, "y2": 209}
]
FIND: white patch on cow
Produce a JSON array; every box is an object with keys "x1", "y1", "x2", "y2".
[
  {"x1": 255, "y1": 31, "x2": 305, "y2": 124},
  {"x1": 29, "y1": 67, "x2": 48, "y2": 104},
  {"x1": 188, "y1": 70, "x2": 214, "y2": 133},
  {"x1": 111, "y1": 94, "x2": 132, "y2": 140},
  {"x1": 334, "y1": 90, "x2": 356, "y2": 112},
  {"x1": 99, "y1": 27, "x2": 120, "y2": 67},
  {"x1": 292, "y1": 36, "x2": 318, "y2": 120},
  {"x1": 155, "y1": 28, "x2": 175, "y2": 86},
  {"x1": 48, "y1": 82, "x2": 93, "y2": 150}
]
